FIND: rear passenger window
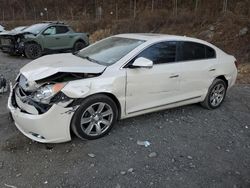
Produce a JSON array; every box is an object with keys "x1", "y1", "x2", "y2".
[
  {"x1": 56, "y1": 26, "x2": 69, "y2": 34},
  {"x1": 205, "y1": 46, "x2": 216, "y2": 58},
  {"x1": 180, "y1": 42, "x2": 205, "y2": 61},
  {"x1": 137, "y1": 41, "x2": 177, "y2": 64}
]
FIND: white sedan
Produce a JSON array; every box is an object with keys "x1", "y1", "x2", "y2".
[{"x1": 8, "y1": 34, "x2": 238, "y2": 143}]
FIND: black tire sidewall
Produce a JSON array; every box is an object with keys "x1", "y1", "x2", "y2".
[
  {"x1": 25, "y1": 43, "x2": 42, "y2": 59},
  {"x1": 72, "y1": 95, "x2": 118, "y2": 140}
]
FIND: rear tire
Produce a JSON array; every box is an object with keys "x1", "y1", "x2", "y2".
[
  {"x1": 25, "y1": 43, "x2": 42, "y2": 59},
  {"x1": 71, "y1": 94, "x2": 118, "y2": 140},
  {"x1": 201, "y1": 79, "x2": 227, "y2": 109},
  {"x1": 73, "y1": 41, "x2": 86, "y2": 52}
]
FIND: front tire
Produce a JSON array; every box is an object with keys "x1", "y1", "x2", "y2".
[
  {"x1": 201, "y1": 79, "x2": 227, "y2": 109},
  {"x1": 24, "y1": 43, "x2": 42, "y2": 59},
  {"x1": 71, "y1": 94, "x2": 118, "y2": 140}
]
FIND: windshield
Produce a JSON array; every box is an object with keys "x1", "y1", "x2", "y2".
[
  {"x1": 23, "y1": 24, "x2": 48, "y2": 34},
  {"x1": 76, "y1": 37, "x2": 145, "y2": 66}
]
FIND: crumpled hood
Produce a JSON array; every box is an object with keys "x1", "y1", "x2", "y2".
[
  {"x1": 20, "y1": 53, "x2": 106, "y2": 81},
  {"x1": 0, "y1": 30, "x2": 27, "y2": 36}
]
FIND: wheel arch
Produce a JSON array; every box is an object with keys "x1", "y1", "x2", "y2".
[
  {"x1": 69, "y1": 92, "x2": 122, "y2": 120},
  {"x1": 69, "y1": 92, "x2": 122, "y2": 139},
  {"x1": 215, "y1": 75, "x2": 228, "y2": 88},
  {"x1": 73, "y1": 38, "x2": 87, "y2": 47},
  {"x1": 75, "y1": 38, "x2": 86, "y2": 43},
  {"x1": 24, "y1": 41, "x2": 44, "y2": 51}
]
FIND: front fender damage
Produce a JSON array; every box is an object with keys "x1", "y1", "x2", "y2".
[{"x1": 14, "y1": 71, "x2": 102, "y2": 115}]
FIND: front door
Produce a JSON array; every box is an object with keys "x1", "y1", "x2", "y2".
[
  {"x1": 42, "y1": 26, "x2": 58, "y2": 50},
  {"x1": 125, "y1": 41, "x2": 181, "y2": 114}
]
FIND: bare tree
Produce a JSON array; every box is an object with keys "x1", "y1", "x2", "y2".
[
  {"x1": 115, "y1": 3, "x2": 118, "y2": 20},
  {"x1": 2, "y1": 9, "x2": 5, "y2": 22},
  {"x1": 222, "y1": 0, "x2": 228, "y2": 13},
  {"x1": 151, "y1": 0, "x2": 154, "y2": 12},
  {"x1": 195, "y1": 0, "x2": 199, "y2": 12},
  {"x1": 133, "y1": 0, "x2": 136, "y2": 19},
  {"x1": 173, "y1": 0, "x2": 178, "y2": 16}
]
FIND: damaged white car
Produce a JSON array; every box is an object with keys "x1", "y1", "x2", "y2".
[{"x1": 8, "y1": 34, "x2": 238, "y2": 143}]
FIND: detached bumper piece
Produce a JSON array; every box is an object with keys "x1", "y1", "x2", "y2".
[{"x1": 8, "y1": 84, "x2": 76, "y2": 143}]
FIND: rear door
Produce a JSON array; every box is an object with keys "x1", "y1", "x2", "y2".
[
  {"x1": 55, "y1": 26, "x2": 72, "y2": 49},
  {"x1": 126, "y1": 41, "x2": 182, "y2": 114},
  {"x1": 178, "y1": 41, "x2": 217, "y2": 99}
]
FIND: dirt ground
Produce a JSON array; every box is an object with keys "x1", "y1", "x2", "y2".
[{"x1": 0, "y1": 53, "x2": 250, "y2": 188}]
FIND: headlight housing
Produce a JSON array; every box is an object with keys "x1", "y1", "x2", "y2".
[{"x1": 32, "y1": 83, "x2": 66, "y2": 104}]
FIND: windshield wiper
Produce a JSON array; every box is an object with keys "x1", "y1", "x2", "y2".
[
  {"x1": 82, "y1": 56, "x2": 97, "y2": 63},
  {"x1": 76, "y1": 54, "x2": 102, "y2": 64}
]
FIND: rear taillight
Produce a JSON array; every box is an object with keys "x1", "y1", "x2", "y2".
[{"x1": 234, "y1": 60, "x2": 239, "y2": 69}]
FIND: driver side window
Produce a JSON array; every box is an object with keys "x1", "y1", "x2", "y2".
[
  {"x1": 43, "y1": 26, "x2": 56, "y2": 35},
  {"x1": 137, "y1": 41, "x2": 177, "y2": 64}
]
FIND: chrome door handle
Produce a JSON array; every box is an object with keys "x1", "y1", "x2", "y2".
[
  {"x1": 169, "y1": 74, "x2": 179, "y2": 78},
  {"x1": 209, "y1": 68, "x2": 216, "y2": 71}
]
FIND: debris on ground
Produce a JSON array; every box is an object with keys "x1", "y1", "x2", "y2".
[
  {"x1": 128, "y1": 168, "x2": 134, "y2": 173},
  {"x1": 4, "y1": 184, "x2": 17, "y2": 188},
  {"x1": 88, "y1": 153, "x2": 96, "y2": 158},
  {"x1": 120, "y1": 171, "x2": 126, "y2": 175},
  {"x1": 137, "y1": 140, "x2": 151, "y2": 147},
  {"x1": 115, "y1": 184, "x2": 121, "y2": 188},
  {"x1": 148, "y1": 152, "x2": 157, "y2": 158},
  {"x1": 189, "y1": 163, "x2": 196, "y2": 168}
]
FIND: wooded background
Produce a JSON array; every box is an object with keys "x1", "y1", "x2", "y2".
[
  {"x1": 0, "y1": 0, "x2": 249, "y2": 81},
  {"x1": 0, "y1": 0, "x2": 249, "y2": 22}
]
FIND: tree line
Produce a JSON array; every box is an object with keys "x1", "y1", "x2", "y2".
[{"x1": 0, "y1": 0, "x2": 248, "y2": 22}]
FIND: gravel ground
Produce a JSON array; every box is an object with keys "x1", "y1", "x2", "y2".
[{"x1": 0, "y1": 53, "x2": 250, "y2": 188}]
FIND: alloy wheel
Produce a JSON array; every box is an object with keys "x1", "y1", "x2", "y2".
[
  {"x1": 80, "y1": 102, "x2": 114, "y2": 136},
  {"x1": 209, "y1": 83, "x2": 225, "y2": 107}
]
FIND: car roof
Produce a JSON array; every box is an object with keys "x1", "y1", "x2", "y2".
[
  {"x1": 33, "y1": 22, "x2": 69, "y2": 27},
  {"x1": 115, "y1": 33, "x2": 214, "y2": 47}
]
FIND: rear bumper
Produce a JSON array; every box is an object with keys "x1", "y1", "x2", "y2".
[{"x1": 8, "y1": 85, "x2": 75, "y2": 143}]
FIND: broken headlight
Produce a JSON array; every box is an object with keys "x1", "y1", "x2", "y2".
[{"x1": 32, "y1": 83, "x2": 66, "y2": 104}]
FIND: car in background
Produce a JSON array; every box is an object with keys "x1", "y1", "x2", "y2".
[
  {"x1": 11, "y1": 26, "x2": 27, "y2": 32},
  {"x1": 0, "y1": 26, "x2": 27, "y2": 35},
  {"x1": 8, "y1": 34, "x2": 237, "y2": 143},
  {"x1": 0, "y1": 24, "x2": 4, "y2": 32},
  {"x1": 0, "y1": 21, "x2": 89, "y2": 59}
]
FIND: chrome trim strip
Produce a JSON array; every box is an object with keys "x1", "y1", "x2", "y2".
[{"x1": 128, "y1": 96, "x2": 201, "y2": 114}]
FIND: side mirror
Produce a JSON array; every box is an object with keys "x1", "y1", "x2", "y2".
[{"x1": 132, "y1": 57, "x2": 153, "y2": 68}]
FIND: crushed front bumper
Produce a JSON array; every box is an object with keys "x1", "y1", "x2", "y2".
[{"x1": 8, "y1": 84, "x2": 76, "y2": 143}]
